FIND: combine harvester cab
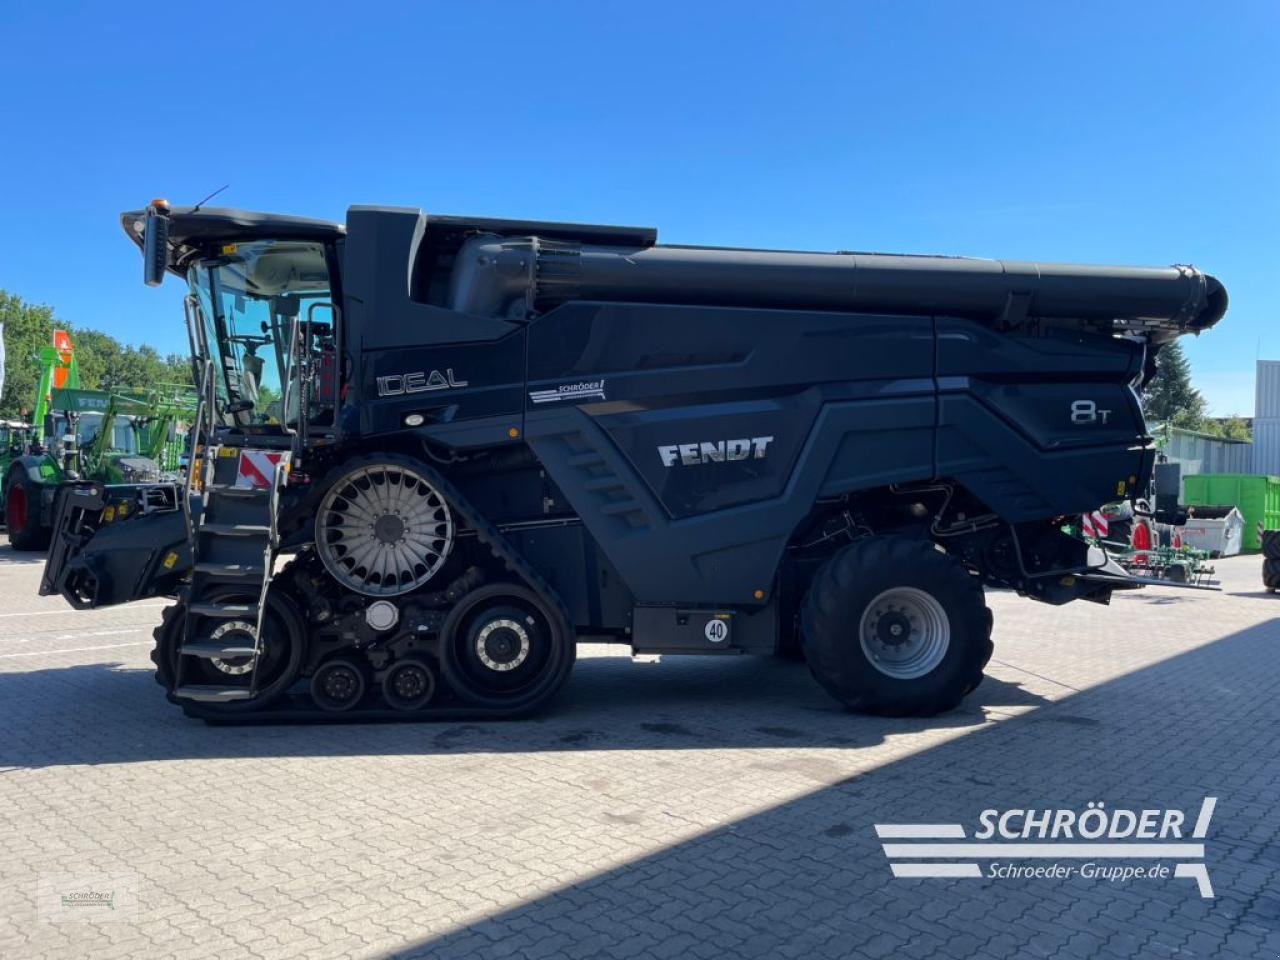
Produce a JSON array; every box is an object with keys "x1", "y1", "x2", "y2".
[{"x1": 40, "y1": 200, "x2": 1226, "y2": 721}]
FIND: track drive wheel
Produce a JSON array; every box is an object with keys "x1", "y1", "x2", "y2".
[
  {"x1": 439, "y1": 584, "x2": 575, "y2": 713},
  {"x1": 152, "y1": 587, "x2": 306, "y2": 716},
  {"x1": 314, "y1": 455, "x2": 454, "y2": 598},
  {"x1": 801, "y1": 536, "x2": 990, "y2": 717},
  {"x1": 5, "y1": 470, "x2": 50, "y2": 551}
]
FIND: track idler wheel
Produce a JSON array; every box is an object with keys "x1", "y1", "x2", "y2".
[
  {"x1": 439, "y1": 584, "x2": 574, "y2": 713},
  {"x1": 152, "y1": 587, "x2": 306, "y2": 716},
  {"x1": 311, "y1": 659, "x2": 367, "y2": 712},
  {"x1": 382, "y1": 658, "x2": 437, "y2": 711}
]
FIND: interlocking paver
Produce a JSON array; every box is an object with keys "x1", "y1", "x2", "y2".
[{"x1": 0, "y1": 538, "x2": 1275, "y2": 959}]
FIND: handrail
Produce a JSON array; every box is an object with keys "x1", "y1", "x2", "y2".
[
  {"x1": 249, "y1": 455, "x2": 288, "y2": 698},
  {"x1": 280, "y1": 312, "x2": 301, "y2": 440},
  {"x1": 181, "y1": 358, "x2": 215, "y2": 545}
]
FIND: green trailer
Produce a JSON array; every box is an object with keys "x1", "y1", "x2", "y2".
[{"x1": 1182, "y1": 473, "x2": 1280, "y2": 552}]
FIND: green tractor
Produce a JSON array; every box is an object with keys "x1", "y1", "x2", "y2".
[
  {"x1": 2, "y1": 332, "x2": 196, "y2": 551},
  {"x1": 0, "y1": 419, "x2": 34, "y2": 490}
]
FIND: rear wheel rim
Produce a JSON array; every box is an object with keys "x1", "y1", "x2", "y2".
[{"x1": 858, "y1": 586, "x2": 950, "y2": 680}]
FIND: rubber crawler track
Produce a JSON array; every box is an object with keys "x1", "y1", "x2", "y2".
[{"x1": 152, "y1": 460, "x2": 576, "y2": 724}]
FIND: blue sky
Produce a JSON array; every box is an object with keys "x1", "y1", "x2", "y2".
[{"x1": 0, "y1": 1, "x2": 1275, "y2": 414}]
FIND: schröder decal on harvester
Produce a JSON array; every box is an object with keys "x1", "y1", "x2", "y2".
[{"x1": 875, "y1": 797, "x2": 1218, "y2": 897}]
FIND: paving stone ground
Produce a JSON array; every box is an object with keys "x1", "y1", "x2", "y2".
[{"x1": 0, "y1": 536, "x2": 1276, "y2": 960}]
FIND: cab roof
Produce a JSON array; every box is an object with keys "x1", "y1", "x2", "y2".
[{"x1": 120, "y1": 206, "x2": 344, "y2": 276}]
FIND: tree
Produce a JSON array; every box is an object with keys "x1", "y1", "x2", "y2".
[
  {"x1": 1142, "y1": 341, "x2": 1206, "y2": 429},
  {"x1": 1200, "y1": 416, "x2": 1252, "y2": 442},
  {"x1": 0, "y1": 292, "x2": 56, "y2": 419},
  {"x1": 0, "y1": 288, "x2": 193, "y2": 420}
]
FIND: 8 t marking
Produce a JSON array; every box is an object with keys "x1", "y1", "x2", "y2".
[{"x1": 1071, "y1": 400, "x2": 1111, "y2": 425}]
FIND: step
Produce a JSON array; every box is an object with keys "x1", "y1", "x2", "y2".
[
  {"x1": 209, "y1": 485, "x2": 271, "y2": 499},
  {"x1": 583, "y1": 475, "x2": 625, "y2": 492},
  {"x1": 189, "y1": 601, "x2": 260, "y2": 619},
  {"x1": 193, "y1": 562, "x2": 265, "y2": 579},
  {"x1": 567, "y1": 452, "x2": 606, "y2": 468},
  {"x1": 180, "y1": 639, "x2": 259, "y2": 660},
  {"x1": 198, "y1": 522, "x2": 271, "y2": 537},
  {"x1": 172, "y1": 685, "x2": 254, "y2": 703}
]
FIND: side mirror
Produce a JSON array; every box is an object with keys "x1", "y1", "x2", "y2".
[{"x1": 143, "y1": 201, "x2": 172, "y2": 287}]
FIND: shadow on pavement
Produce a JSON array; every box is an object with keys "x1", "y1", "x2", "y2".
[
  {"x1": 0, "y1": 543, "x2": 49, "y2": 565},
  {"x1": 0, "y1": 653, "x2": 1045, "y2": 768},
  {"x1": 373, "y1": 623, "x2": 1279, "y2": 960}
]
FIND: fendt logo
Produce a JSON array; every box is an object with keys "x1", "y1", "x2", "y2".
[
  {"x1": 377, "y1": 369, "x2": 468, "y2": 396},
  {"x1": 658, "y1": 436, "x2": 774, "y2": 467}
]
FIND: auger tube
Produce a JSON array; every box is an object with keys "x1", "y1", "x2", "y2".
[{"x1": 448, "y1": 235, "x2": 1227, "y2": 334}]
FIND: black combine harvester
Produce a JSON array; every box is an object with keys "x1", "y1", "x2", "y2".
[{"x1": 40, "y1": 201, "x2": 1227, "y2": 722}]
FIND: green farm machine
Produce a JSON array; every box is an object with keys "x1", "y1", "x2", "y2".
[
  {"x1": 2, "y1": 331, "x2": 196, "y2": 550},
  {"x1": 0, "y1": 419, "x2": 34, "y2": 493}
]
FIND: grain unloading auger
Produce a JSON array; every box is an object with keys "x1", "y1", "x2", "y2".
[{"x1": 40, "y1": 200, "x2": 1226, "y2": 721}]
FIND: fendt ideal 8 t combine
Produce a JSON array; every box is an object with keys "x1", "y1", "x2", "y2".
[{"x1": 40, "y1": 201, "x2": 1226, "y2": 722}]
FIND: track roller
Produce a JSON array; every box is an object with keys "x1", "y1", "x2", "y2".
[
  {"x1": 311, "y1": 659, "x2": 367, "y2": 712},
  {"x1": 382, "y1": 658, "x2": 437, "y2": 711}
]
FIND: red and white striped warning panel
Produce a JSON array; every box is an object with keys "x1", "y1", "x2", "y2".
[
  {"x1": 236, "y1": 450, "x2": 287, "y2": 489},
  {"x1": 1081, "y1": 510, "x2": 1109, "y2": 539}
]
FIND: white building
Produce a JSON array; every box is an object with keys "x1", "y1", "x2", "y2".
[{"x1": 1252, "y1": 360, "x2": 1280, "y2": 476}]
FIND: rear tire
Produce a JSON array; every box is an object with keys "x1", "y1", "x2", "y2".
[
  {"x1": 1263, "y1": 558, "x2": 1280, "y2": 589},
  {"x1": 801, "y1": 536, "x2": 990, "y2": 716},
  {"x1": 5, "y1": 470, "x2": 50, "y2": 552}
]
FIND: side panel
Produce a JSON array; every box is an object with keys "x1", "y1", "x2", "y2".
[
  {"x1": 593, "y1": 394, "x2": 816, "y2": 518},
  {"x1": 361, "y1": 333, "x2": 526, "y2": 438},
  {"x1": 524, "y1": 302, "x2": 936, "y2": 604},
  {"x1": 935, "y1": 319, "x2": 1151, "y2": 520},
  {"x1": 341, "y1": 206, "x2": 526, "y2": 440},
  {"x1": 526, "y1": 401, "x2": 935, "y2": 605}
]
